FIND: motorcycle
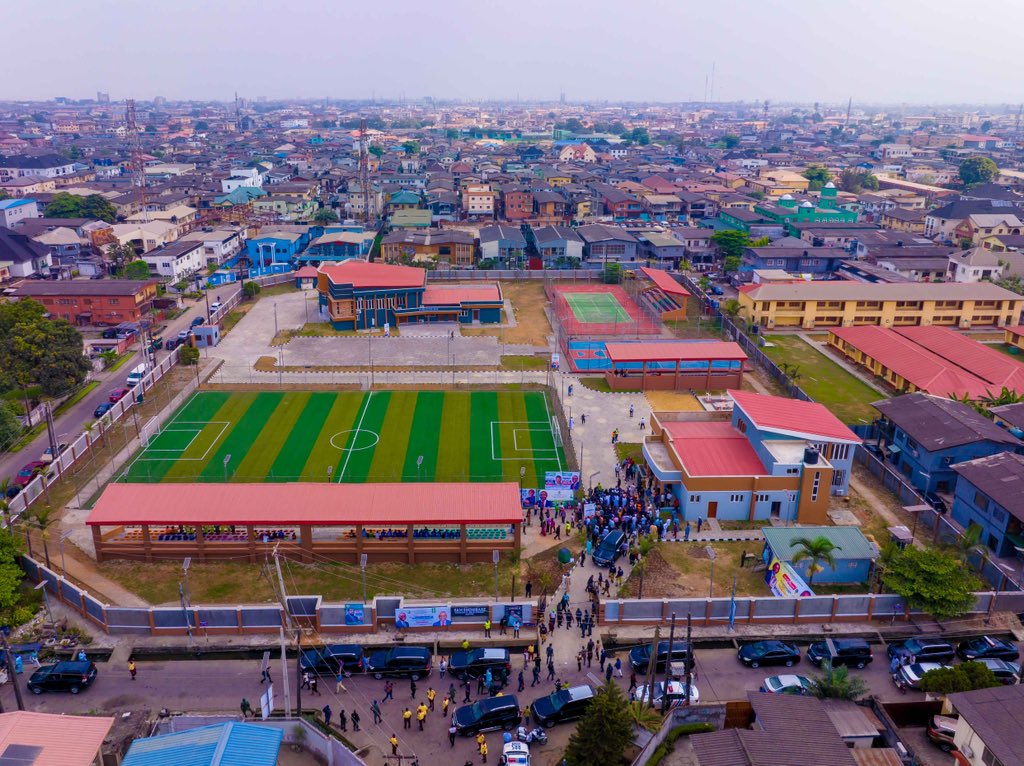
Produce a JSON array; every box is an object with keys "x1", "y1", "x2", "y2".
[{"x1": 516, "y1": 726, "x2": 548, "y2": 746}]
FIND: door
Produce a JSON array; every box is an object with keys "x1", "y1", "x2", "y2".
[
  {"x1": 770, "y1": 501, "x2": 781, "y2": 520},
  {"x1": 707, "y1": 502, "x2": 718, "y2": 519}
]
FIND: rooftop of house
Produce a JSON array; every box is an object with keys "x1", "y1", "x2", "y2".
[
  {"x1": 872, "y1": 392, "x2": 1020, "y2": 451},
  {"x1": 951, "y1": 451, "x2": 1024, "y2": 520},
  {"x1": 762, "y1": 526, "x2": 879, "y2": 561},
  {"x1": 948, "y1": 683, "x2": 1024, "y2": 766},
  {"x1": 729, "y1": 389, "x2": 859, "y2": 443}
]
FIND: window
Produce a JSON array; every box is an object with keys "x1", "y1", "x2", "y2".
[
  {"x1": 786, "y1": 467, "x2": 799, "y2": 475},
  {"x1": 974, "y1": 491, "x2": 989, "y2": 511},
  {"x1": 756, "y1": 494, "x2": 769, "y2": 502},
  {"x1": 981, "y1": 745, "x2": 1005, "y2": 766},
  {"x1": 832, "y1": 443, "x2": 850, "y2": 461},
  {"x1": 730, "y1": 494, "x2": 744, "y2": 503},
  {"x1": 832, "y1": 470, "x2": 846, "y2": 487},
  {"x1": 688, "y1": 494, "x2": 700, "y2": 503},
  {"x1": 811, "y1": 471, "x2": 821, "y2": 501}
]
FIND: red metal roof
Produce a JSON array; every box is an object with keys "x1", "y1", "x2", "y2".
[
  {"x1": 639, "y1": 267, "x2": 691, "y2": 297},
  {"x1": 605, "y1": 341, "x2": 747, "y2": 363},
  {"x1": 0, "y1": 712, "x2": 114, "y2": 766},
  {"x1": 320, "y1": 260, "x2": 426, "y2": 289},
  {"x1": 294, "y1": 266, "x2": 319, "y2": 278},
  {"x1": 662, "y1": 421, "x2": 767, "y2": 476},
  {"x1": 86, "y1": 483, "x2": 523, "y2": 526},
  {"x1": 1005, "y1": 325, "x2": 1024, "y2": 338},
  {"x1": 728, "y1": 389, "x2": 860, "y2": 442},
  {"x1": 422, "y1": 285, "x2": 502, "y2": 305},
  {"x1": 896, "y1": 326, "x2": 1024, "y2": 391},
  {"x1": 829, "y1": 326, "x2": 993, "y2": 400}
]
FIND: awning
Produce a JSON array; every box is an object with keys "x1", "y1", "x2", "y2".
[{"x1": 887, "y1": 445, "x2": 901, "y2": 455}]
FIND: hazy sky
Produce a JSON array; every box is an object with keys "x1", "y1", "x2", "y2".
[{"x1": 6, "y1": 0, "x2": 1023, "y2": 105}]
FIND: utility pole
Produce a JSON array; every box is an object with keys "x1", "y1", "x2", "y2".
[
  {"x1": 661, "y1": 613, "x2": 677, "y2": 714},
  {"x1": 44, "y1": 403, "x2": 59, "y2": 465},
  {"x1": 643, "y1": 627, "x2": 660, "y2": 710},
  {"x1": 273, "y1": 546, "x2": 296, "y2": 716},
  {"x1": 1, "y1": 633, "x2": 24, "y2": 710},
  {"x1": 683, "y1": 613, "x2": 693, "y2": 708}
]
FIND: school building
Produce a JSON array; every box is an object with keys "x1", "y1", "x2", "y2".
[
  {"x1": 642, "y1": 390, "x2": 859, "y2": 525},
  {"x1": 737, "y1": 281, "x2": 1024, "y2": 330},
  {"x1": 316, "y1": 260, "x2": 503, "y2": 330}
]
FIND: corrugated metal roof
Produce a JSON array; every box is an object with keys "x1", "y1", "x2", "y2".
[
  {"x1": 605, "y1": 341, "x2": 746, "y2": 363},
  {"x1": 0, "y1": 712, "x2": 113, "y2": 766},
  {"x1": 728, "y1": 389, "x2": 860, "y2": 442},
  {"x1": 122, "y1": 722, "x2": 282, "y2": 766},
  {"x1": 639, "y1": 267, "x2": 691, "y2": 296},
  {"x1": 86, "y1": 482, "x2": 523, "y2": 527},
  {"x1": 320, "y1": 260, "x2": 426, "y2": 289},
  {"x1": 895, "y1": 325, "x2": 1024, "y2": 391},
  {"x1": 762, "y1": 526, "x2": 879, "y2": 561},
  {"x1": 662, "y1": 421, "x2": 767, "y2": 477}
]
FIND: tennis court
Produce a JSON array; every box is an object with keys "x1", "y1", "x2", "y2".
[{"x1": 564, "y1": 291, "x2": 632, "y2": 324}]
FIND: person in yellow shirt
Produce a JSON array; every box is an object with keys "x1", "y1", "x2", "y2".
[
  {"x1": 480, "y1": 740, "x2": 488, "y2": 762},
  {"x1": 427, "y1": 687, "x2": 436, "y2": 711},
  {"x1": 402, "y1": 707, "x2": 412, "y2": 729},
  {"x1": 476, "y1": 732, "x2": 486, "y2": 749},
  {"x1": 416, "y1": 703, "x2": 427, "y2": 730},
  {"x1": 389, "y1": 734, "x2": 399, "y2": 755},
  {"x1": 442, "y1": 694, "x2": 451, "y2": 715}
]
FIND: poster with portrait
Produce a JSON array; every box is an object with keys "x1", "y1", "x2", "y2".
[
  {"x1": 765, "y1": 557, "x2": 814, "y2": 598},
  {"x1": 344, "y1": 604, "x2": 365, "y2": 625},
  {"x1": 544, "y1": 471, "x2": 581, "y2": 501},
  {"x1": 394, "y1": 605, "x2": 452, "y2": 628}
]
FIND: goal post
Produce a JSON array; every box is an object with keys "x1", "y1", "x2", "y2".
[
  {"x1": 140, "y1": 417, "x2": 161, "y2": 449},
  {"x1": 551, "y1": 416, "x2": 563, "y2": 450}
]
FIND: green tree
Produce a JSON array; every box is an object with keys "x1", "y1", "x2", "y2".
[
  {"x1": 0, "y1": 400, "x2": 22, "y2": 449},
  {"x1": 313, "y1": 208, "x2": 339, "y2": 225},
  {"x1": 445, "y1": 128, "x2": 459, "y2": 140},
  {"x1": 106, "y1": 242, "x2": 138, "y2": 271},
  {"x1": 959, "y1": 156, "x2": 998, "y2": 186},
  {"x1": 0, "y1": 529, "x2": 25, "y2": 619},
  {"x1": 121, "y1": 260, "x2": 152, "y2": 280},
  {"x1": 46, "y1": 193, "x2": 117, "y2": 223},
  {"x1": 837, "y1": 168, "x2": 879, "y2": 193},
  {"x1": 881, "y1": 546, "x2": 981, "y2": 621},
  {"x1": 0, "y1": 300, "x2": 91, "y2": 398},
  {"x1": 242, "y1": 281, "x2": 262, "y2": 298},
  {"x1": 790, "y1": 535, "x2": 840, "y2": 586},
  {"x1": 29, "y1": 504, "x2": 57, "y2": 569},
  {"x1": 194, "y1": 121, "x2": 209, "y2": 131},
  {"x1": 803, "y1": 165, "x2": 832, "y2": 191},
  {"x1": 401, "y1": 140, "x2": 420, "y2": 155},
  {"x1": 0, "y1": 189, "x2": 9, "y2": 201},
  {"x1": 711, "y1": 230, "x2": 751, "y2": 273},
  {"x1": 77, "y1": 193, "x2": 118, "y2": 223},
  {"x1": 179, "y1": 346, "x2": 200, "y2": 366},
  {"x1": 947, "y1": 522, "x2": 988, "y2": 567},
  {"x1": 627, "y1": 700, "x2": 664, "y2": 733},
  {"x1": 980, "y1": 120, "x2": 993, "y2": 133},
  {"x1": 564, "y1": 680, "x2": 634, "y2": 766},
  {"x1": 602, "y1": 262, "x2": 623, "y2": 284},
  {"x1": 99, "y1": 349, "x2": 118, "y2": 369},
  {"x1": 720, "y1": 298, "x2": 742, "y2": 320},
  {"x1": 919, "y1": 662, "x2": 1001, "y2": 695},
  {"x1": 721, "y1": 134, "x2": 741, "y2": 149},
  {"x1": 810, "y1": 662, "x2": 869, "y2": 700},
  {"x1": 368, "y1": 146, "x2": 384, "y2": 158}
]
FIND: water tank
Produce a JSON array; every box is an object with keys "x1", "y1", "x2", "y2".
[{"x1": 804, "y1": 448, "x2": 820, "y2": 464}]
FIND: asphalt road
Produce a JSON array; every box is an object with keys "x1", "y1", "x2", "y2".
[
  {"x1": 0, "y1": 286, "x2": 239, "y2": 487},
  {"x1": 0, "y1": 644, "x2": 919, "y2": 765}
]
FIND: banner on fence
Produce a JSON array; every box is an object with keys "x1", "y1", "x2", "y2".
[
  {"x1": 583, "y1": 503, "x2": 597, "y2": 520},
  {"x1": 544, "y1": 471, "x2": 580, "y2": 501},
  {"x1": 451, "y1": 605, "x2": 488, "y2": 618},
  {"x1": 344, "y1": 604, "x2": 365, "y2": 625},
  {"x1": 766, "y1": 557, "x2": 814, "y2": 598},
  {"x1": 395, "y1": 606, "x2": 451, "y2": 628}
]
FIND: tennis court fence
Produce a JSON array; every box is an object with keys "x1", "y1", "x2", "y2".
[{"x1": 546, "y1": 282, "x2": 662, "y2": 341}]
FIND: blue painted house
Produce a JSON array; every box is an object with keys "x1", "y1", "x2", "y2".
[
  {"x1": 951, "y1": 452, "x2": 1024, "y2": 558},
  {"x1": 302, "y1": 230, "x2": 376, "y2": 264},
  {"x1": 121, "y1": 721, "x2": 282, "y2": 766},
  {"x1": 245, "y1": 227, "x2": 311, "y2": 267},
  {"x1": 741, "y1": 246, "x2": 849, "y2": 276},
  {"x1": 317, "y1": 260, "x2": 503, "y2": 330},
  {"x1": 762, "y1": 526, "x2": 878, "y2": 586},
  {"x1": 872, "y1": 393, "x2": 1021, "y2": 495}
]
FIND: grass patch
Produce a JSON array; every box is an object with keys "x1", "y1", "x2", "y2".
[
  {"x1": 762, "y1": 335, "x2": 883, "y2": 425},
  {"x1": 986, "y1": 342, "x2": 1024, "y2": 360},
  {"x1": 273, "y1": 325, "x2": 396, "y2": 345},
  {"x1": 499, "y1": 355, "x2": 549, "y2": 371},
  {"x1": 54, "y1": 381, "x2": 100, "y2": 417},
  {"x1": 615, "y1": 442, "x2": 643, "y2": 464},
  {"x1": 106, "y1": 353, "x2": 137, "y2": 373},
  {"x1": 101, "y1": 551, "x2": 559, "y2": 606},
  {"x1": 620, "y1": 541, "x2": 768, "y2": 599},
  {"x1": 460, "y1": 281, "x2": 551, "y2": 346},
  {"x1": 578, "y1": 377, "x2": 616, "y2": 393}
]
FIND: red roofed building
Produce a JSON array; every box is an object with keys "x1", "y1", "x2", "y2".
[
  {"x1": 316, "y1": 260, "x2": 502, "y2": 329},
  {"x1": 603, "y1": 340, "x2": 746, "y2": 391},
  {"x1": 638, "y1": 266, "x2": 690, "y2": 321},
  {"x1": 643, "y1": 390, "x2": 859, "y2": 525},
  {"x1": 87, "y1": 482, "x2": 522, "y2": 564}
]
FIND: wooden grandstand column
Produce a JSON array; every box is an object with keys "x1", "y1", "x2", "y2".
[
  {"x1": 407, "y1": 524, "x2": 415, "y2": 564},
  {"x1": 705, "y1": 359, "x2": 713, "y2": 391},
  {"x1": 196, "y1": 525, "x2": 206, "y2": 562},
  {"x1": 514, "y1": 522, "x2": 521, "y2": 552},
  {"x1": 246, "y1": 525, "x2": 256, "y2": 563},
  {"x1": 356, "y1": 525, "x2": 365, "y2": 561},
  {"x1": 142, "y1": 524, "x2": 153, "y2": 563},
  {"x1": 299, "y1": 525, "x2": 313, "y2": 563},
  {"x1": 91, "y1": 525, "x2": 105, "y2": 563},
  {"x1": 459, "y1": 524, "x2": 468, "y2": 564},
  {"x1": 641, "y1": 360, "x2": 648, "y2": 391},
  {"x1": 673, "y1": 359, "x2": 680, "y2": 390}
]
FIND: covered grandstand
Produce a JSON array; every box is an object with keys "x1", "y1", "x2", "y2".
[
  {"x1": 637, "y1": 267, "x2": 690, "y2": 320},
  {"x1": 603, "y1": 340, "x2": 747, "y2": 391}
]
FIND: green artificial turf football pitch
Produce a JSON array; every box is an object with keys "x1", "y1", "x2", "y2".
[{"x1": 120, "y1": 390, "x2": 566, "y2": 486}]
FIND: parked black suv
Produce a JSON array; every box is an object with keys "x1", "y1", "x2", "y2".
[
  {"x1": 886, "y1": 638, "x2": 956, "y2": 664},
  {"x1": 957, "y1": 636, "x2": 1020, "y2": 662},
  {"x1": 449, "y1": 648, "x2": 511, "y2": 680},
  {"x1": 531, "y1": 684, "x2": 595, "y2": 728},
  {"x1": 807, "y1": 639, "x2": 873, "y2": 669},
  {"x1": 592, "y1": 530, "x2": 624, "y2": 568},
  {"x1": 629, "y1": 641, "x2": 691, "y2": 674},
  {"x1": 366, "y1": 647, "x2": 432, "y2": 680},
  {"x1": 452, "y1": 694, "x2": 521, "y2": 736},
  {"x1": 300, "y1": 644, "x2": 365, "y2": 675},
  {"x1": 27, "y1": 660, "x2": 97, "y2": 695},
  {"x1": 737, "y1": 640, "x2": 801, "y2": 669}
]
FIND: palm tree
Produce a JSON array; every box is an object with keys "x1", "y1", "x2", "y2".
[
  {"x1": 627, "y1": 700, "x2": 664, "y2": 732},
  {"x1": 790, "y1": 535, "x2": 840, "y2": 586},
  {"x1": 810, "y1": 661, "x2": 869, "y2": 700},
  {"x1": 30, "y1": 505, "x2": 57, "y2": 570},
  {"x1": 949, "y1": 523, "x2": 987, "y2": 569}
]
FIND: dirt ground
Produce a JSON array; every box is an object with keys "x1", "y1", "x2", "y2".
[
  {"x1": 460, "y1": 281, "x2": 552, "y2": 346},
  {"x1": 619, "y1": 542, "x2": 768, "y2": 599},
  {"x1": 644, "y1": 391, "x2": 702, "y2": 411}
]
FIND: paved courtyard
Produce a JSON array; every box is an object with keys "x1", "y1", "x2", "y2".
[{"x1": 282, "y1": 334, "x2": 505, "y2": 367}]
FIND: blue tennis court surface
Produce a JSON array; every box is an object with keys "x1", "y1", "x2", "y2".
[{"x1": 567, "y1": 340, "x2": 744, "y2": 373}]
